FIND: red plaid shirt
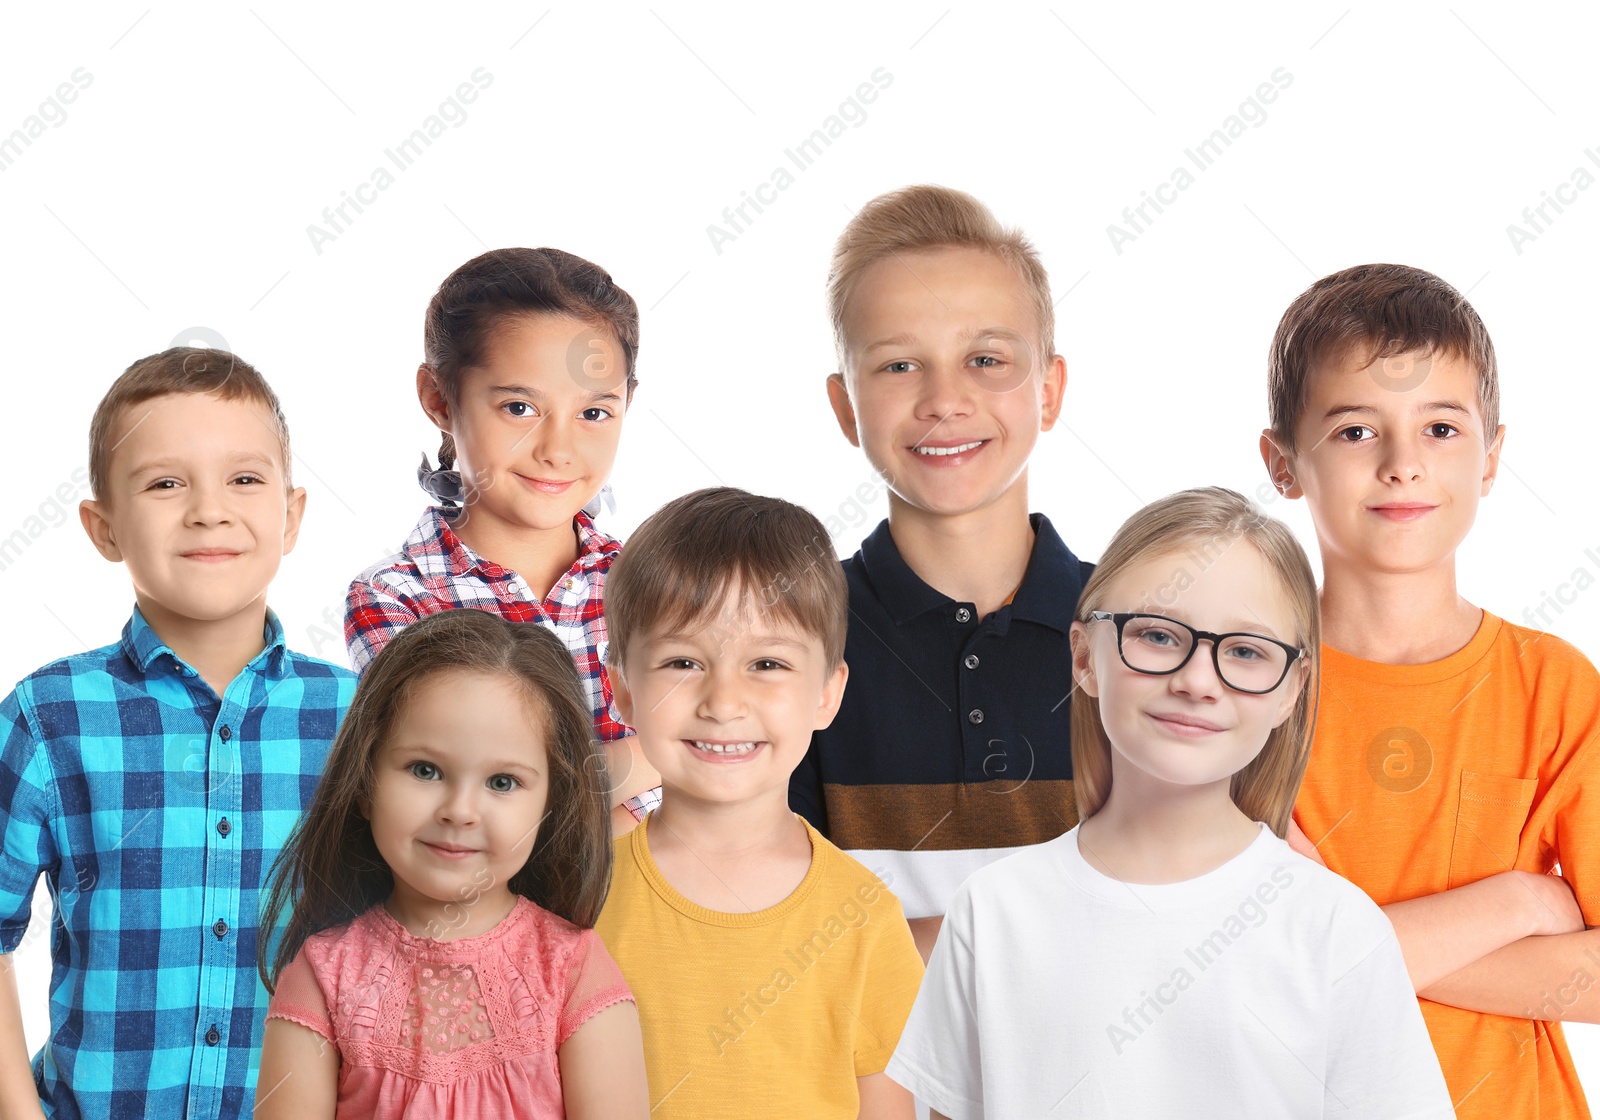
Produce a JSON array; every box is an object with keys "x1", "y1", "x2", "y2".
[{"x1": 345, "y1": 506, "x2": 629, "y2": 741}]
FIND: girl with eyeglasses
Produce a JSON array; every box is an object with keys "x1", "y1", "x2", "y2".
[{"x1": 886, "y1": 487, "x2": 1453, "y2": 1119}]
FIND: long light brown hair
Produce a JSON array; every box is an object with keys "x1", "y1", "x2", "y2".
[
  {"x1": 260, "y1": 609, "x2": 612, "y2": 991},
  {"x1": 1071, "y1": 487, "x2": 1320, "y2": 837}
]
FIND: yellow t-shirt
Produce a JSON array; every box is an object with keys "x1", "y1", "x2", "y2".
[
  {"x1": 1296, "y1": 612, "x2": 1600, "y2": 1119},
  {"x1": 594, "y1": 814, "x2": 924, "y2": 1119}
]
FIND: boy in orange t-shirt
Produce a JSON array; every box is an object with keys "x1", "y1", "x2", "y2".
[{"x1": 1261, "y1": 264, "x2": 1600, "y2": 1118}]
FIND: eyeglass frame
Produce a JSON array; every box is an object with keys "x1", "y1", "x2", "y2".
[{"x1": 1084, "y1": 611, "x2": 1307, "y2": 695}]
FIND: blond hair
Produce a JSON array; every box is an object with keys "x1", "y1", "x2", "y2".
[
  {"x1": 826, "y1": 185, "x2": 1055, "y2": 368},
  {"x1": 1071, "y1": 487, "x2": 1320, "y2": 837}
]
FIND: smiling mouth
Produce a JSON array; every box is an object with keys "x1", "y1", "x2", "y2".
[
  {"x1": 1368, "y1": 504, "x2": 1437, "y2": 521},
  {"x1": 514, "y1": 473, "x2": 578, "y2": 494},
  {"x1": 911, "y1": 440, "x2": 987, "y2": 458},
  {"x1": 1148, "y1": 712, "x2": 1227, "y2": 735},
  {"x1": 422, "y1": 842, "x2": 480, "y2": 858},
  {"x1": 181, "y1": 549, "x2": 241, "y2": 561},
  {"x1": 687, "y1": 739, "x2": 763, "y2": 756}
]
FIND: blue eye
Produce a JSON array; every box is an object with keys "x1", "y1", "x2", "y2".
[
  {"x1": 409, "y1": 761, "x2": 440, "y2": 781},
  {"x1": 487, "y1": 774, "x2": 518, "y2": 793},
  {"x1": 884, "y1": 360, "x2": 915, "y2": 374}
]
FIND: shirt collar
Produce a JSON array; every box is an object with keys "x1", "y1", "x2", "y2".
[
  {"x1": 409, "y1": 506, "x2": 620, "y2": 585},
  {"x1": 121, "y1": 605, "x2": 289, "y2": 677},
  {"x1": 858, "y1": 513, "x2": 1084, "y2": 634}
]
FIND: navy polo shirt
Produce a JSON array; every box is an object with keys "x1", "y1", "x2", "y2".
[{"x1": 790, "y1": 513, "x2": 1093, "y2": 919}]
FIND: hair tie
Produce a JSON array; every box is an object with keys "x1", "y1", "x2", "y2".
[
  {"x1": 583, "y1": 483, "x2": 616, "y2": 520},
  {"x1": 417, "y1": 454, "x2": 465, "y2": 506}
]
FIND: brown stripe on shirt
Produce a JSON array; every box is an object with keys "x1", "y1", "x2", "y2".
[{"x1": 822, "y1": 780, "x2": 1078, "y2": 852}]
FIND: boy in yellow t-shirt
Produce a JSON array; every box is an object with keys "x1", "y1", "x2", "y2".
[
  {"x1": 1260, "y1": 264, "x2": 1600, "y2": 1119},
  {"x1": 595, "y1": 487, "x2": 923, "y2": 1120}
]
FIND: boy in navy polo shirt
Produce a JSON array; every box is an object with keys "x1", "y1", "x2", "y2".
[
  {"x1": 791, "y1": 185, "x2": 1094, "y2": 959},
  {"x1": 0, "y1": 349, "x2": 355, "y2": 1120}
]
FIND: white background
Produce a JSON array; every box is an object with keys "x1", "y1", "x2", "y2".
[{"x1": 2, "y1": 0, "x2": 1597, "y2": 1098}]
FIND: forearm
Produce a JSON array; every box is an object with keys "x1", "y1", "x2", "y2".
[
  {"x1": 0, "y1": 957, "x2": 46, "y2": 1120},
  {"x1": 1420, "y1": 926, "x2": 1600, "y2": 1022},
  {"x1": 1383, "y1": 871, "x2": 1550, "y2": 990}
]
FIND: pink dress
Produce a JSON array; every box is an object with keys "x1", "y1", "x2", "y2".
[{"x1": 267, "y1": 897, "x2": 634, "y2": 1119}]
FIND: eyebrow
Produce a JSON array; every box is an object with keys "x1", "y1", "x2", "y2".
[
  {"x1": 1321, "y1": 400, "x2": 1472, "y2": 421},
  {"x1": 860, "y1": 326, "x2": 1027, "y2": 355},
  {"x1": 128, "y1": 453, "x2": 277, "y2": 474},
  {"x1": 488, "y1": 383, "x2": 623, "y2": 404}
]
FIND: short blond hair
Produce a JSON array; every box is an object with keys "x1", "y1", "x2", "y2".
[{"x1": 827, "y1": 185, "x2": 1056, "y2": 368}]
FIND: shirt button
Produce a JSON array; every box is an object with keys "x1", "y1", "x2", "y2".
[
  {"x1": 205, "y1": 1025, "x2": 220, "y2": 1046},
  {"x1": 955, "y1": 607, "x2": 972, "y2": 623},
  {"x1": 218, "y1": 725, "x2": 232, "y2": 742},
  {"x1": 964, "y1": 654, "x2": 980, "y2": 669},
  {"x1": 213, "y1": 919, "x2": 228, "y2": 939},
  {"x1": 968, "y1": 709, "x2": 984, "y2": 725},
  {"x1": 216, "y1": 818, "x2": 231, "y2": 837}
]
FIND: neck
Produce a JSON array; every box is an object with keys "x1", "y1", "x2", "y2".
[
  {"x1": 1319, "y1": 561, "x2": 1480, "y2": 664},
  {"x1": 449, "y1": 507, "x2": 580, "y2": 601},
  {"x1": 135, "y1": 595, "x2": 269, "y2": 696},
  {"x1": 650, "y1": 789, "x2": 803, "y2": 862},
  {"x1": 1078, "y1": 764, "x2": 1259, "y2": 884},
  {"x1": 885, "y1": 484, "x2": 1035, "y2": 618}
]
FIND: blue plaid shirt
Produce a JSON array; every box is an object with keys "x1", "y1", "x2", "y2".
[{"x1": 0, "y1": 608, "x2": 355, "y2": 1120}]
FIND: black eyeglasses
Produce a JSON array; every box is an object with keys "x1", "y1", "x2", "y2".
[{"x1": 1086, "y1": 612, "x2": 1306, "y2": 695}]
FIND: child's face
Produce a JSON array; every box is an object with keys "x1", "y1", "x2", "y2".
[
  {"x1": 366, "y1": 669, "x2": 550, "y2": 937},
  {"x1": 827, "y1": 246, "x2": 1065, "y2": 520},
  {"x1": 613, "y1": 594, "x2": 847, "y2": 814},
  {"x1": 1263, "y1": 348, "x2": 1503, "y2": 579},
  {"x1": 1070, "y1": 541, "x2": 1305, "y2": 798},
  {"x1": 421, "y1": 313, "x2": 627, "y2": 532},
  {"x1": 79, "y1": 392, "x2": 304, "y2": 627}
]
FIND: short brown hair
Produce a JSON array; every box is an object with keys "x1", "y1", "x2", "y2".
[
  {"x1": 424, "y1": 247, "x2": 640, "y2": 472},
  {"x1": 1268, "y1": 263, "x2": 1499, "y2": 450},
  {"x1": 260, "y1": 609, "x2": 614, "y2": 991},
  {"x1": 606, "y1": 488, "x2": 847, "y2": 672},
  {"x1": 1072, "y1": 487, "x2": 1320, "y2": 839},
  {"x1": 827, "y1": 185, "x2": 1055, "y2": 368},
  {"x1": 88, "y1": 347, "x2": 292, "y2": 499}
]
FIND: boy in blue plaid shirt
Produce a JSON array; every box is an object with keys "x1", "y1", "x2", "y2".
[{"x1": 0, "y1": 348, "x2": 356, "y2": 1120}]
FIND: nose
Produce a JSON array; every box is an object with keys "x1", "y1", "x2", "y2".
[
  {"x1": 436, "y1": 781, "x2": 481, "y2": 827},
  {"x1": 696, "y1": 660, "x2": 749, "y2": 724},
  {"x1": 519, "y1": 413, "x2": 574, "y2": 469},
  {"x1": 912, "y1": 360, "x2": 976, "y2": 428},
  {"x1": 1168, "y1": 639, "x2": 1225, "y2": 701},
  {"x1": 1377, "y1": 430, "x2": 1424, "y2": 484},
  {"x1": 183, "y1": 478, "x2": 234, "y2": 527}
]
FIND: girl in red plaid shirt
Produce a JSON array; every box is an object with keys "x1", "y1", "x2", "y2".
[{"x1": 345, "y1": 247, "x2": 661, "y2": 834}]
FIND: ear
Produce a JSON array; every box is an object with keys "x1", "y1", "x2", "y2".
[
  {"x1": 1069, "y1": 621, "x2": 1099, "y2": 700},
  {"x1": 417, "y1": 364, "x2": 452, "y2": 432},
  {"x1": 280, "y1": 486, "x2": 308, "y2": 556},
  {"x1": 825, "y1": 373, "x2": 861, "y2": 448},
  {"x1": 608, "y1": 661, "x2": 635, "y2": 728},
  {"x1": 1480, "y1": 423, "x2": 1506, "y2": 496},
  {"x1": 1038, "y1": 353, "x2": 1067, "y2": 432},
  {"x1": 79, "y1": 499, "x2": 122, "y2": 562},
  {"x1": 1258, "y1": 430, "x2": 1303, "y2": 500},
  {"x1": 813, "y1": 660, "x2": 849, "y2": 730}
]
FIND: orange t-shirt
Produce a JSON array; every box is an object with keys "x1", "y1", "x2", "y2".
[{"x1": 1296, "y1": 612, "x2": 1600, "y2": 1119}]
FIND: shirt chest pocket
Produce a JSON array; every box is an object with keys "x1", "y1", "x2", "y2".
[{"x1": 1446, "y1": 770, "x2": 1538, "y2": 890}]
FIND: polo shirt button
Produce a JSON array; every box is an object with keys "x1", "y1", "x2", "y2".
[
  {"x1": 219, "y1": 725, "x2": 232, "y2": 742},
  {"x1": 964, "y1": 654, "x2": 979, "y2": 669},
  {"x1": 955, "y1": 607, "x2": 972, "y2": 623},
  {"x1": 205, "y1": 1025, "x2": 220, "y2": 1046},
  {"x1": 213, "y1": 919, "x2": 228, "y2": 939},
  {"x1": 968, "y1": 708, "x2": 984, "y2": 724},
  {"x1": 217, "y1": 818, "x2": 231, "y2": 837}
]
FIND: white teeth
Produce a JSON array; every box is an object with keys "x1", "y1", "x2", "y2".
[
  {"x1": 692, "y1": 740, "x2": 758, "y2": 754},
  {"x1": 914, "y1": 441, "x2": 984, "y2": 456}
]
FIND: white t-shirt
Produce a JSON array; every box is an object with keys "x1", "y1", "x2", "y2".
[{"x1": 887, "y1": 823, "x2": 1453, "y2": 1119}]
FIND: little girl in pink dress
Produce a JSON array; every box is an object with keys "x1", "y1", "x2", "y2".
[{"x1": 255, "y1": 610, "x2": 649, "y2": 1119}]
